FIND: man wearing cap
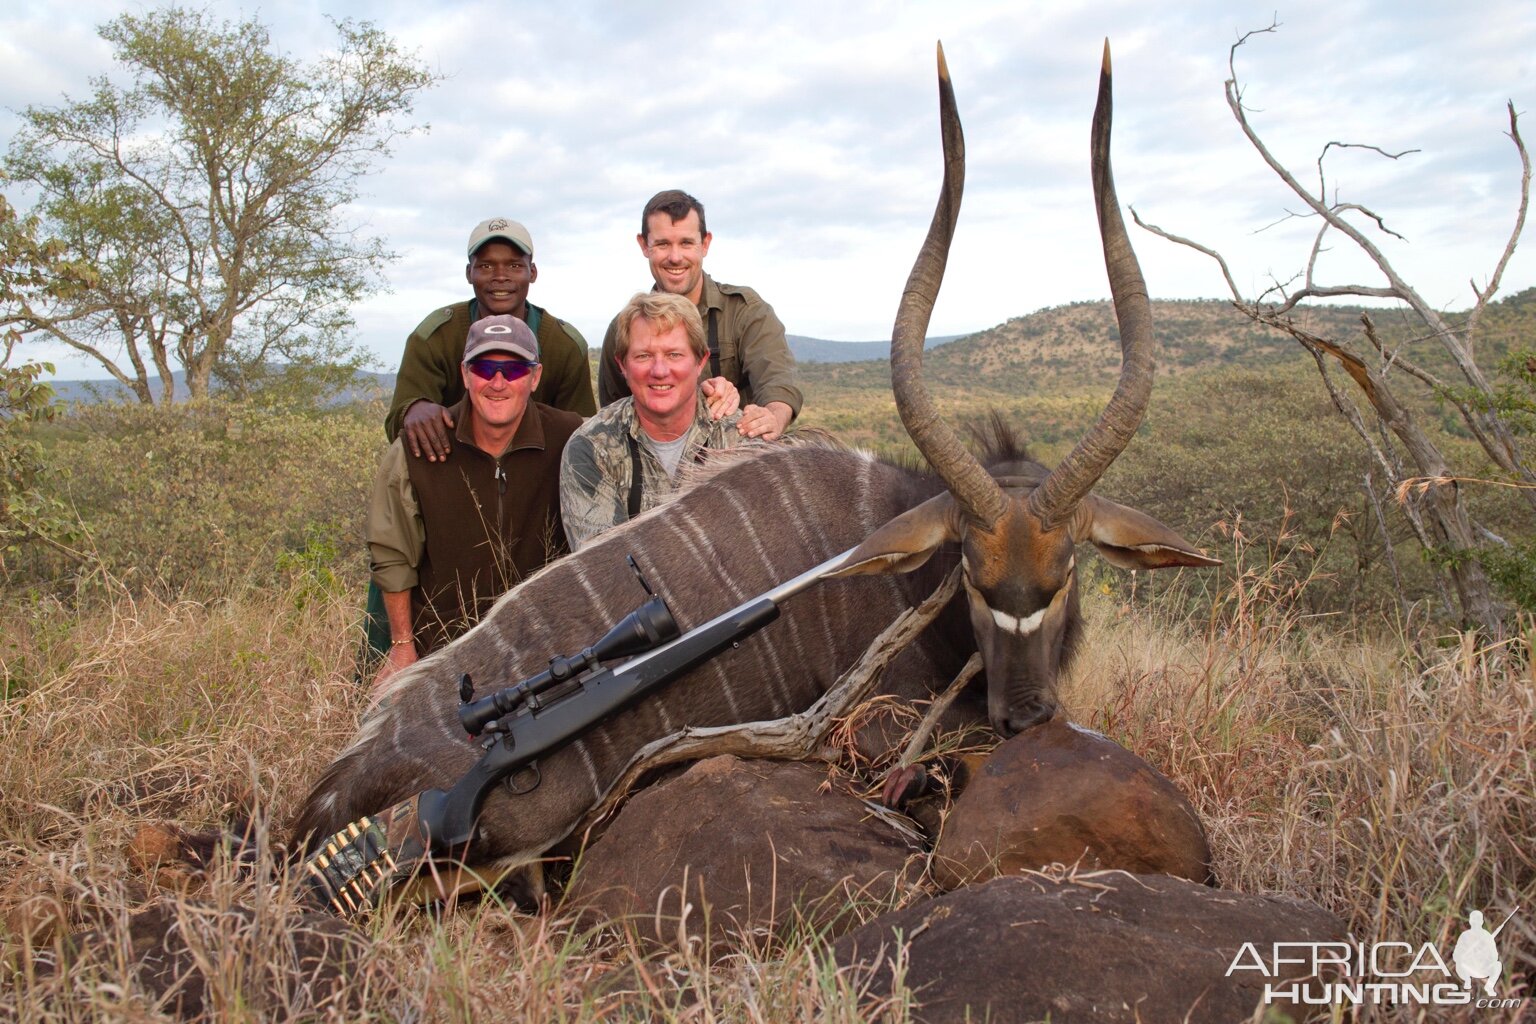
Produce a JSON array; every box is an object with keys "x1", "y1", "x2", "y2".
[
  {"x1": 386, "y1": 217, "x2": 597, "y2": 461},
  {"x1": 369, "y1": 315, "x2": 582, "y2": 691},
  {"x1": 562, "y1": 292, "x2": 747, "y2": 551},
  {"x1": 596, "y1": 189, "x2": 803, "y2": 441}
]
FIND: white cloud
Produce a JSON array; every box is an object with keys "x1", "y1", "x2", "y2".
[{"x1": 4, "y1": 0, "x2": 1533, "y2": 378}]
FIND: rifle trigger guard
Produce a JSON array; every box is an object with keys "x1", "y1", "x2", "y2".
[{"x1": 503, "y1": 762, "x2": 542, "y2": 796}]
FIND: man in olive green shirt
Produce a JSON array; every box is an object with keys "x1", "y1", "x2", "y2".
[
  {"x1": 388, "y1": 217, "x2": 596, "y2": 460},
  {"x1": 597, "y1": 190, "x2": 802, "y2": 440},
  {"x1": 366, "y1": 218, "x2": 596, "y2": 668}
]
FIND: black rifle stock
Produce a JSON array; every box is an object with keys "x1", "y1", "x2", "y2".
[{"x1": 413, "y1": 594, "x2": 781, "y2": 850}]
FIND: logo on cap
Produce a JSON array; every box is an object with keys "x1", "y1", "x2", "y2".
[
  {"x1": 483, "y1": 324, "x2": 515, "y2": 334},
  {"x1": 468, "y1": 217, "x2": 533, "y2": 258}
]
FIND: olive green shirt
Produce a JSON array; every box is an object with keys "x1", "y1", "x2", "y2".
[
  {"x1": 597, "y1": 274, "x2": 803, "y2": 417},
  {"x1": 386, "y1": 299, "x2": 596, "y2": 440}
]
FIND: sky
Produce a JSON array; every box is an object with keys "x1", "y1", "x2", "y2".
[{"x1": 2, "y1": 0, "x2": 1533, "y2": 380}]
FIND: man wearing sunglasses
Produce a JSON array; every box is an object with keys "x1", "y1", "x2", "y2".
[
  {"x1": 368, "y1": 316, "x2": 582, "y2": 691},
  {"x1": 386, "y1": 217, "x2": 597, "y2": 462}
]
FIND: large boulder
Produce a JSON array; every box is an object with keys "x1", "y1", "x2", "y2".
[
  {"x1": 564, "y1": 755, "x2": 921, "y2": 950},
  {"x1": 832, "y1": 872, "x2": 1347, "y2": 1024},
  {"x1": 933, "y1": 718, "x2": 1212, "y2": 888}
]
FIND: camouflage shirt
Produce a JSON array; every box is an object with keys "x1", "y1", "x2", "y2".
[{"x1": 559, "y1": 393, "x2": 743, "y2": 551}]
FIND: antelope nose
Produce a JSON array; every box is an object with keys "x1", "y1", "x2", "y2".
[{"x1": 997, "y1": 703, "x2": 1056, "y2": 737}]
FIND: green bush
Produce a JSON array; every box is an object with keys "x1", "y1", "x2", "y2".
[
  {"x1": 1480, "y1": 539, "x2": 1536, "y2": 613},
  {"x1": 15, "y1": 399, "x2": 384, "y2": 593},
  {"x1": 1100, "y1": 366, "x2": 1464, "y2": 619},
  {"x1": 0, "y1": 358, "x2": 80, "y2": 569}
]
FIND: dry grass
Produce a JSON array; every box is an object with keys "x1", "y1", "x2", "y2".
[
  {"x1": 2, "y1": 540, "x2": 1533, "y2": 1021},
  {"x1": 1067, "y1": 535, "x2": 1535, "y2": 1022}
]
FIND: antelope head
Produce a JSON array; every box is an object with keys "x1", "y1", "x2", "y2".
[{"x1": 828, "y1": 42, "x2": 1219, "y2": 736}]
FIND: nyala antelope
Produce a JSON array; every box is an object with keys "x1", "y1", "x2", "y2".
[{"x1": 295, "y1": 42, "x2": 1218, "y2": 888}]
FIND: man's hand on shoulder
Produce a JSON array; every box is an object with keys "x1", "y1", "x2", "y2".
[
  {"x1": 701, "y1": 376, "x2": 740, "y2": 421},
  {"x1": 738, "y1": 401, "x2": 792, "y2": 440},
  {"x1": 402, "y1": 400, "x2": 455, "y2": 461}
]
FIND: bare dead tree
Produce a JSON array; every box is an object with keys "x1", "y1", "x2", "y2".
[{"x1": 1133, "y1": 22, "x2": 1531, "y2": 632}]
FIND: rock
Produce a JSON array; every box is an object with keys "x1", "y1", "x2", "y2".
[
  {"x1": 125, "y1": 823, "x2": 208, "y2": 892},
  {"x1": 58, "y1": 901, "x2": 365, "y2": 1020},
  {"x1": 932, "y1": 718, "x2": 1212, "y2": 888},
  {"x1": 1, "y1": 877, "x2": 70, "y2": 953},
  {"x1": 832, "y1": 872, "x2": 1347, "y2": 1024},
  {"x1": 564, "y1": 755, "x2": 921, "y2": 950}
]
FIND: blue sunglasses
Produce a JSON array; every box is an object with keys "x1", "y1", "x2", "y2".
[{"x1": 466, "y1": 358, "x2": 537, "y2": 382}]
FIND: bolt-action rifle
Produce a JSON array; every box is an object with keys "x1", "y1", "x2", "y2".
[{"x1": 301, "y1": 549, "x2": 854, "y2": 915}]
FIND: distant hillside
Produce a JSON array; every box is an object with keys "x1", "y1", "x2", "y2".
[
  {"x1": 45, "y1": 377, "x2": 157, "y2": 405},
  {"x1": 46, "y1": 371, "x2": 391, "y2": 407},
  {"x1": 45, "y1": 334, "x2": 959, "y2": 403},
  {"x1": 799, "y1": 289, "x2": 1536, "y2": 396},
  {"x1": 43, "y1": 289, "x2": 1535, "y2": 406},
  {"x1": 788, "y1": 333, "x2": 963, "y2": 363}
]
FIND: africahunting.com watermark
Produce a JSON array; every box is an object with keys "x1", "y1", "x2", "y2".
[{"x1": 1228, "y1": 908, "x2": 1525, "y2": 1009}]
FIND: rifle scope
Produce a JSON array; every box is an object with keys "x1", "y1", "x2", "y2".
[{"x1": 457, "y1": 596, "x2": 678, "y2": 736}]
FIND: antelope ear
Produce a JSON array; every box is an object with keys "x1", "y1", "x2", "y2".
[
  {"x1": 1078, "y1": 496, "x2": 1222, "y2": 570},
  {"x1": 821, "y1": 493, "x2": 961, "y2": 578}
]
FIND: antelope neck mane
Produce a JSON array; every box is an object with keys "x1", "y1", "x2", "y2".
[{"x1": 675, "y1": 414, "x2": 1046, "y2": 497}]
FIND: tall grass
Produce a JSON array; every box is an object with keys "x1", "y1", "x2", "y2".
[
  {"x1": 3, "y1": 531, "x2": 1530, "y2": 1021},
  {"x1": 2, "y1": 399, "x2": 1531, "y2": 1020},
  {"x1": 1067, "y1": 530, "x2": 1535, "y2": 1021}
]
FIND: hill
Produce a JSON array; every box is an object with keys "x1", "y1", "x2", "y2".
[
  {"x1": 45, "y1": 370, "x2": 391, "y2": 407},
  {"x1": 44, "y1": 334, "x2": 963, "y2": 404},
  {"x1": 788, "y1": 333, "x2": 963, "y2": 363},
  {"x1": 799, "y1": 289, "x2": 1536, "y2": 396},
  {"x1": 41, "y1": 288, "x2": 1536, "y2": 412}
]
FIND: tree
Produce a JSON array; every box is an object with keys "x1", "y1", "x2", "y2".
[
  {"x1": 2, "y1": 7, "x2": 437, "y2": 403},
  {"x1": 0, "y1": 194, "x2": 73, "y2": 565},
  {"x1": 1134, "y1": 24, "x2": 1532, "y2": 632}
]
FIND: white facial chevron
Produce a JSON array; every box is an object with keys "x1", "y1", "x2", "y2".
[
  {"x1": 963, "y1": 554, "x2": 1075, "y2": 639},
  {"x1": 992, "y1": 605, "x2": 1047, "y2": 636}
]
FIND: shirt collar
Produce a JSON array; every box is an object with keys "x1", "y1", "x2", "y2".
[
  {"x1": 696, "y1": 274, "x2": 723, "y2": 313},
  {"x1": 450, "y1": 395, "x2": 548, "y2": 453},
  {"x1": 466, "y1": 300, "x2": 543, "y2": 336},
  {"x1": 648, "y1": 273, "x2": 721, "y2": 313}
]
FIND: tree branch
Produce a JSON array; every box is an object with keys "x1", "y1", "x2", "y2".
[
  {"x1": 1464, "y1": 102, "x2": 1531, "y2": 350},
  {"x1": 1130, "y1": 208, "x2": 1244, "y2": 301}
]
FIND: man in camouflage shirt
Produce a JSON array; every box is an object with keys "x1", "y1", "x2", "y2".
[{"x1": 562, "y1": 292, "x2": 745, "y2": 550}]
